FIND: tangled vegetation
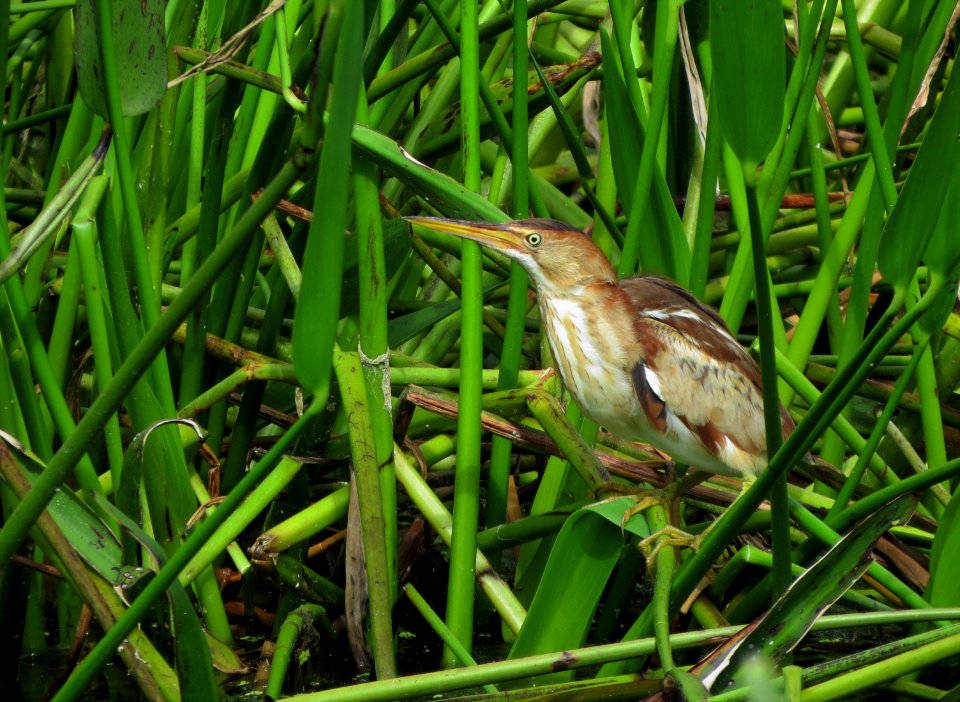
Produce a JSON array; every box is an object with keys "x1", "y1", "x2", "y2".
[{"x1": 2, "y1": 0, "x2": 960, "y2": 700}]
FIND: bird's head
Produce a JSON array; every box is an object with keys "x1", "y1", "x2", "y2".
[{"x1": 406, "y1": 217, "x2": 616, "y2": 294}]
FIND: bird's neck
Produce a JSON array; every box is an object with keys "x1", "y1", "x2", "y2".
[
  {"x1": 537, "y1": 279, "x2": 623, "y2": 309},
  {"x1": 534, "y1": 281, "x2": 644, "y2": 438},
  {"x1": 536, "y1": 282, "x2": 639, "y2": 363},
  {"x1": 532, "y1": 273, "x2": 618, "y2": 301}
]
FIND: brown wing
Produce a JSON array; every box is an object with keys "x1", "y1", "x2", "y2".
[
  {"x1": 623, "y1": 276, "x2": 794, "y2": 469},
  {"x1": 622, "y1": 275, "x2": 760, "y2": 377},
  {"x1": 626, "y1": 275, "x2": 731, "y2": 332}
]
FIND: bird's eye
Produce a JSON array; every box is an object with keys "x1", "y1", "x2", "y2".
[{"x1": 525, "y1": 232, "x2": 542, "y2": 248}]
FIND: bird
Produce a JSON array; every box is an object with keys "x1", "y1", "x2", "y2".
[{"x1": 406, "y1": 216, "x2": 794, "y2": 491}]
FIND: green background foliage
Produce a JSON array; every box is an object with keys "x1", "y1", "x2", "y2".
[{"x1": 2, "y1": 0, "x2": 960, "y2": 700}]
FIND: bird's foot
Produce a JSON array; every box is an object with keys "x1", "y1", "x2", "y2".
[
  {"x1": 612, "y1": 482, "x2": 690, "y2": 570},
  {"x1": 619, "y1": 490, "x2": 672, "y2": 529},
  {"x1": 617, "y1": 478, "x2": 687, "y2": 529},
  {"x1": 622, "y1": 475, "x2": 712, "y2": 567},
  {"x1": 638, "y1": 525, "x2": 702, "y2": 566},
  {"x1": 599, "y1": 472, "x2": 708, "y2": 567}
]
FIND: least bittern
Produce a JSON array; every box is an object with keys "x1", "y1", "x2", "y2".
[{"x1": 407, "y1": 217, "x2": 793, "y2": 493}]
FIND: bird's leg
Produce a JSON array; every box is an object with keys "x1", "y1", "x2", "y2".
[
  {"x1": 619, "y1": 466, "x2": 709, "y2": 530},
  {"x1": 638, "y1": 474, "x2": 757, "y2": 564},
  {"x1": 599, "y1": 463, "x2": 757, "y2": 568},
  {"x1": 589, "y1": 463, "x2": 676, "y2": 522},
  {"x1": 613, "y1": 468, "x2": 712, "y2": 567}
]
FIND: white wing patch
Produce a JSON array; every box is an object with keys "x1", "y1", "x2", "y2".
[
  {"x1": 645, "y1": 307, "x2": 709, "y2": 324},
  {"x1": 643, "y1": 366, "x2": 664, "y2": 401}
]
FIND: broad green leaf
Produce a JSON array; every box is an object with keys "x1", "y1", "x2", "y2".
[
  {"x1": 879, "y1": 62, "x2": 960, "y2": 295},
  {"x1": 928, "y1": 484, "x2": 960, "y2": 608},
  {"x1": 710, "y1": 0, "x2": 785, "y2": 167},
  {"x1": 588, "y1": 498, "x2": 653, "y2": 538},
  {"x1": 293, "y1": 0, "x2": 363, "y2": 392},
  {"x1": 74, "y1": 0, "x2": 167, "y2": 117},
  {"x1": 123, "y1": 397, "x2": 199, "y2": 547},
  {"x1": 920, "y1": 154, "x2": 960, "y2": 288},
  {"x1": 116, "y1": 418, "x2": 204, "y2": 562},
  {"x1": 0, "y1": 441, "x2": 181, "y2": 697},
  {"x1": 11, "y1": 446, "x2": 122, "y2": 582},
  {"x1": 599, "y1": 28, "x2": 642, "y2": 222},
  {"x1": 508, "y1": 498, "x2": 649, "y2": 683},
  {"x1": 599, "y1": 26, "x2": 689, "y2": 279}
]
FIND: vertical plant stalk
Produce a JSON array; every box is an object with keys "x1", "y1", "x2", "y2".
[
  {"x1": 745, "y1": 177, "x2": 790, "y2": 598},
  {"x1": 177, "y1": 6, "x2": 211, "y2": 407},
  {"x1": 617, "y1": 0, "x2": 680, "y2": 278},
  {"x1": 71, "y1": 176, "x2": 124, "y2": 485},
  {"x1": 334, "y1": 347, "x2": 397, "y2": 678},
  {"x1": 650, "y1": 515, "x2": 677, "y2": 672},
  {"x1": 309, "y1": 1, "x2": 395, "y2": 678},
  {"x1": 0, "y1": 285, "x2": 52, "y2": 461},
  {"x1": 723, "y1": 0, "x2": 837, "y2": 333},
  {"x1": 355, "y1": 94, "x2": 399, "y2": 604},
  {"x1": 444, "y1": 0, "x2": 484, "y2": 665},
  {"x1": 688, "y1": 94, "x2": 723, "y2": 299},
  {"x1": 838, "y1": 0, "x2": 897, "y2": 214},
  {"x1": 486, "y1": 0, "x2": 531, "y2": 531},
  {"x1": 0, "y1": 133, "x2": 112, "y2": 503},
  {"x1": 709, "y1": 0, "x2": 789, "y2": 598},
  {"x1": 93, "y1": 0, "x2": 175, "y2": 410},
  {"x1": 44, "y1": 106, "x2": 97, "y2": 391},
  {"x1": 802, "y1": 118, "x2": 844, "y2": 357}
]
